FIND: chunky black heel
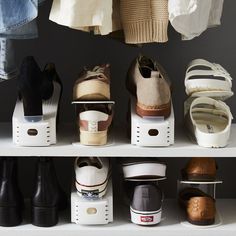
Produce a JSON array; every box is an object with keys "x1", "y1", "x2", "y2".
[
  {"x1": 31, "y1": 206, "x2": 58, "y2": 227},
  {"x1": 18, "y1": 56, "x2": 43, "y2": 121},
  {"x1": 0, "y1": 206, "x2": 22, "y2": 227},
  {"x1": 18, "y1": 57, "x2": 63, "y2": 123}
]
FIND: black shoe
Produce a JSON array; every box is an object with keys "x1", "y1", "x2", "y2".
[
  {"x1": 41, "y1": 63, "x2": 63, "y2": 100},
  {"x1": 0, "y1": 158, "x2": 24, "y2": 227},
  {"x1": 18, "y1": 56, "x2": 43, "y2": 120},
  {"x1": 18, "y1": 57, "x2": 62, "y2": 122},
  {"x1": 42, "y1": 63, "x2": 63, "y2": 124},
  {"x1": 130, "y1": 183, "x2": 163, "y2": 225},
  {"x1": 31, "y1": 158, "x2": 67, "y2": 227}
]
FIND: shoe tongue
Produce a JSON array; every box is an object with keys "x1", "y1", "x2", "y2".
[
  {"x1": 88, "y1": 157, "x2": 102, "y2": 169},
  {"x1": 151, "y1": 70, "x2": 161, "y2": 78}
]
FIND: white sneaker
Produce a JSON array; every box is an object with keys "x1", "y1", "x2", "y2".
[
  {"x1": 78, "y1": 104, "x2": 113, "y2": 146},
  {"x1": 75, "y1": 157, "x2": 111, "y2": 199}
]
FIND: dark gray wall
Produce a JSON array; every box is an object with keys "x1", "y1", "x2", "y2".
[{"x1": 0, "y1": 0, "x2": 236, "y2": 198}]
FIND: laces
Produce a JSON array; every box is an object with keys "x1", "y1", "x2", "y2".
[{"x1": 85, "y1": 66, "x2": 106, "y2": 79}]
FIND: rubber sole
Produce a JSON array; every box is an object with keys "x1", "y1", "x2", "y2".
[
  {"x1": 0, "y1": 206, "x2": 22, "y2": 227},
  {"x1": 184, "y1": 122, "x2": 224, "y2": 148},
  {"x1": 187, "y1": 217, "x2": 215, "y2": 226},
  {"x1": 130, "y1": 207, "x2": 162, "y2": 225},
  {"x1": 31, "y1": 206, "x2": 58, "y2": 227},
  {"x1": 73, "y1": 80, "x2": 110, "y2": 101},
  {"x1": 136, "y1": 102, "x2": 171, "y2": 118},
  {"x1": 123, "y1": 163, "x2": 166, "y2": 180},
  {"x1": 80, "y1": 130, "x2": 107, "y2": 146}
]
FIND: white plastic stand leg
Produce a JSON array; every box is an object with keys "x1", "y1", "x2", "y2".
[
  {"x1": 12, "y1": 82, "x2": 61, "y2": 146},
  {"x1": 131, "y1": 98, "x2": 175, "y2": 146},
  {"x1": 71, "y1": 180, "x2": 113, "y2": 225}
]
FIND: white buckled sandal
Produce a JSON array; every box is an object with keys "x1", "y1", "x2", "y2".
[
  {"x1": 185, "y1": 97, "x2": 233, "y2": 148},
  {"x1": 185, "y1": 59, "x2": 233, "y2": 99}
]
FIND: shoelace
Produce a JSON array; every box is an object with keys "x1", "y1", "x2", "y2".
[{"x1": 85, "y1": 66, "x2": 106, "y2": 79}]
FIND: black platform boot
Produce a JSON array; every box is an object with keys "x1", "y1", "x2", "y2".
[
  {"x1": 0, "y1": 158, "x2": 23, "y2": 227},
  {"x1": 31, "y1": 157, "x2": 67, "y2": 227}
]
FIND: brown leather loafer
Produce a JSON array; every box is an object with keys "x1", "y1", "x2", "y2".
[
  {"x1": 179, "y1": 188, "x2": 216, "y2": 226},
  {"x1": 182, "y1": 157, "x2": 217, "y2": 181}
]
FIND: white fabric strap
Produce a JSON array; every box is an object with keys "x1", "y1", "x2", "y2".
[
  {"x1": 185, "y1": 59, "x2": 232, "y2": 85},
  {"x1": 190, "y1": 97, "x2": 233, "y2": 120}
]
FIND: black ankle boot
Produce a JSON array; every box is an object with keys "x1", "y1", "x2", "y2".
[
  {"x1": 31, "y1": 157, "x2": 67, "y2": 227},
  {"x1": 0, "y1": 158, "x2": 23, "y2": 227},
  {"x1": 42, "y1": 63, "x2": 63, "y2": 125},
  {"x1": 18, "y1": 56, "x2": 43, "y2": 120}
]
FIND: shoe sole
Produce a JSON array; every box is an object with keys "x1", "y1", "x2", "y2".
[
  {"x1": 185, "y1": 123, "x2": 228, "y2": 148},
  {"x1": 183, "y1": 173, "x2": 216, "y2": 181},
  {"x1": 73, "y1": 80, "x2": 110, "y2": 101},
  {"x1": 123, "y1": 162, "x2": 166, "y2": 180},
  {"x1": 31, "y1": 206, "x2": 58, "y2": 227},
  {"x1": 80, "y1": 130, "x2": 108, "y2": 146},
  {"x1": 187, "y1": 217, "x2": 215, "y2": 226},
  {"x1": 0, "y1": 206, "x2": 22, "y2": 227},
  {"x1": 130, "y1": 207, "x2": 162, "y2": 225},
  {"x1": 136, "y1": 102, "x2": 171, "y2": 118},
  {"x1": 75, "y1": 176, "x2": 110, "y2": 199}
]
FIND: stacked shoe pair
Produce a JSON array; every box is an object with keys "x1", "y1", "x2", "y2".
[
  {"x1": 73, "y1": 64, "x2": 113, "y2": 146},
  {"x1": 126, "y1": 55, "x2": 174, "y2": 147},
  {"x1": 184, "y1": 59, "x2": 234, "y2": 148},
  {"x1": 0, "y1": 157, "x2": 67, "y2": 227},
  {"x1": 121, "y1": 158, "x2": 166, "y2": 226},
  {"x1": 179, "y1": 157, "x2": 218, "y2": 226},
  {"x1": 13, "y1": 56, "x2": 62, "y2": 146}
]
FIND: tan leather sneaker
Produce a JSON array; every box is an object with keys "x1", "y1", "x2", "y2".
[
  {"x1": 182, "y1": 157, "x2": 217, "y2": 181},
  {"x1": 77, "y1": 104, "x2": 113, "y2": 146},
  {"x1": 126, "y1": 55, "x2": 171, "y2": 118},
  {"x1": 73, "y1": 64, "x2": 111, "y2": 101},
  {"x1": 179, "y1": 188, "x2": 216, "y2": 226}
]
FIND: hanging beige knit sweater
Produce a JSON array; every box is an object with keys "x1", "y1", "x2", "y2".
[{"x1": 120, "y1": 0, "x2": 169, "y2": 44}]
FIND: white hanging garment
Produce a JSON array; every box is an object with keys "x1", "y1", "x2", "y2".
[
  {"x1": 49, "y1": 0, "x2": 121, "y2": 35},
  {"x1": 168, "y1": 0, "x2": 224, "y2": 40}
]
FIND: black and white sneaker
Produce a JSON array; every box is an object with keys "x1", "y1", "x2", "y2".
[
  {"x1": 130, "y1": 183, "x2": 163, "y2": 225},
  {"x1": 75, "y1": 157, "x2": 111, "y2": 199}
]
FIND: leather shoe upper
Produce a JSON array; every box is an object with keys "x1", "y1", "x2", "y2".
[{"x1": 182, "y1": 157, "x2": 217, "y2": 181}]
